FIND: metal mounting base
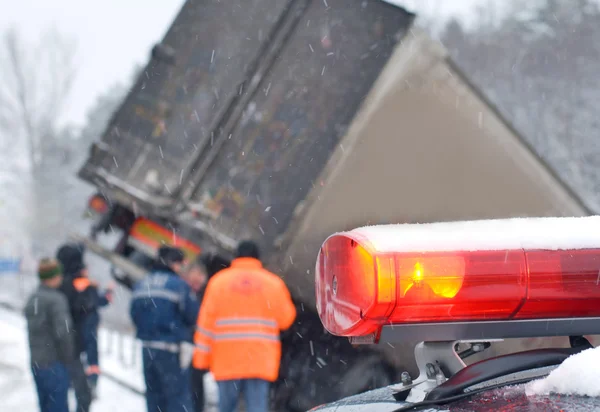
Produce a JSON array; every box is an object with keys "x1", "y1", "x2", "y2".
[
  {"x1": 379, "y1": 317, "x2": 600, "y2": 343},
  {"x1": 391, "y1": 339, "x2": 502, "y2": 403}
]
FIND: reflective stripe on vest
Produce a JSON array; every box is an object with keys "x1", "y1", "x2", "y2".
[
  {"x1": 195, "y1": 343, "x2": 210, "y2": 352},
  {"x1": 196, "y1": 326, "x2": 215, "y2": 339},
  {"x1": 214, "y1": 332, "x2": 279, "y2": 342},
  {"x1": 142, "y1": 340, "x2": 180, "y2": 353},
  {"x1": 215, "y1": 318, "x2": 278, "y2": 328},
  {"x1": 212, "y1": 317, "x2": 279, "y2": 342},
  {"x1": 131, "y1": 289, "x2": 180, "y2": 303}
]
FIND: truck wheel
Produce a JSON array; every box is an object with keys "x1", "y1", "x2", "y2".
[{"x1": 337, "y1": 356, "x2": 395, "y2": 398}]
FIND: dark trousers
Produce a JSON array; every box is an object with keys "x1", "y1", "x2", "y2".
[
  {"x1": 32, "y1": 362, "x2": 70, "y2": 412},
  {"x1": 143, "y1": 348, "x2": 194, "y2": 412},
  {"x1": 217, "y1": 379, "x2": 270, "y2": 412},
  {"x1": 81, "y1": 314, "x2": 100, "y2": 386},
  {"x1": 82, "y1": 314, "x2": 100, "y2": 366},
  {"x1": 191, "y1": 367, "x2": 207, "y2": 412},
  {"x1": 69, "y1": 358, "x2": 92, "y2": 412}
]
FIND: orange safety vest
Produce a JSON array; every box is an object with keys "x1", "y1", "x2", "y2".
[
  {"x1": 73, "y1": 277, "x2": 93, "y2": 292},
  {"x1": 192, "y1": 257, "x2": 296, "y2": 382}
]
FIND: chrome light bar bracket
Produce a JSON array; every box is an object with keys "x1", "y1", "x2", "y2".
[
  {"x1": 390, "y1": 339, "x2": 501, "y2": 403},
  {"x1": 381, "y1": 317, "x2": 600, "y2": 403}
]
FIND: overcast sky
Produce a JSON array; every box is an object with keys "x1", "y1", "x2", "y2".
[{"x1": 0, "y1": 0, "x2": 488, "y2": 128}]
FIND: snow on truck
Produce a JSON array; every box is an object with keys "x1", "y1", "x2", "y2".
[{"x1": 75, "y1": 0, "x2": 591, "y2": 410}]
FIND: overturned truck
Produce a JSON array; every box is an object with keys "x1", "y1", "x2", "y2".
[{"x1": 76, "y1": 0, "x2": 591, "y2": 410}]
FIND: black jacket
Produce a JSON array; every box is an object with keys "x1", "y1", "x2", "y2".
[
  {"x1": 56, "y1": 243, "x2": 108, "y2": 352},
  {"x1": 56, "y1": 244, "x2": 99, "y2": 322},
  {"x1": 195, "y1": 253, "x2": 231, "y2": 302}
]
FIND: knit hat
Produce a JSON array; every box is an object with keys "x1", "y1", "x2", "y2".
[
  {"x1": 38, "y1": 258, "x2": 63, "y2": 280},
  {"x1": 196, "y1": 253, "x2": 231, "y2": 278}
]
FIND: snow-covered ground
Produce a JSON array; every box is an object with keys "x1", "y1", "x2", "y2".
[
  {"x1": 0, "y1": 306, "x2": 144, "y2": 411},
  {"x1": 0, "y1": 283, "x2": 219, "y2": 411}
]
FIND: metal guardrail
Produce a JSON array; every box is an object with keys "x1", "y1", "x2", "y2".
[
  {"x1": 99, "y1": 328, "x2": 144, "y2": 395},
  {"x1": 99, "y1": 328, "x2": 220, "y2": 409},
  {"x1": 100, "y1": 370, "x2": 145, "y2": 396},
  {"x1": 100, "y1": 328, "x2": 140, "y2": 368}
]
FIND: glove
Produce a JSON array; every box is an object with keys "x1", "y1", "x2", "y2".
[
  {"x1": 179, "y1": 342, "x2": 195, "y2": 369},
  {"x1": 105, "y1": 281, "x2": 116, "y2": 302}
]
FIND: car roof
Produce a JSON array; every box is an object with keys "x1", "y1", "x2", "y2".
[
  {"x1": 309, "y1": 386, "x2": 415, "y2": 412},
  {"x1": 311, "y1": 382, "x2": 599, "y2": 411}
]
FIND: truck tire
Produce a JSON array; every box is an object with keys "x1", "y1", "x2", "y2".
[{"x1": 337, "y1": 356, "x2": 395, "y2": 398}]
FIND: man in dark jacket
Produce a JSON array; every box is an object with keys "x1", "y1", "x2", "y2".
[
  {"x1": 56, "y1": 243, "x2": 113, "y2": 397},
  {"x1": 186, "y1": 253, "x2": 231, "y2": 412},
  {"x1": 24, "y1": 258, "x2": 74, "y2": 412},
  {"x1": 130, "y1": 246, "x2": 200, "y2": 412}
]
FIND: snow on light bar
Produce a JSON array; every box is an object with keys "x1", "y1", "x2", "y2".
[{"x1": 315, "y1": 216, "x2": 600, "y2": 338}]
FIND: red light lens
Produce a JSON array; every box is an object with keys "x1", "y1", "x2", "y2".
[
  {"x1": 518, "y1": 250, "x2": 600, "y2": 319},
  {"x1": 316, "y1": 233, "x2": 600, "y2": 337},
  {"x1": 88, "y1": 195, "x2": 109, "y2": 214},
  {"x1": 316, "y1": 234, "x2": 395, "y2": 336},
  {"x1": 390, "y1": 250, "x2": 527, "y2": 324}
]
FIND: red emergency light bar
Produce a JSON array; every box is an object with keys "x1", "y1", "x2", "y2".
[{"x1": 315, "y1": 217, "x2": 600, "y2": 343}]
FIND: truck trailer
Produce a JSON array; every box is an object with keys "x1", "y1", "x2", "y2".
[{"x1": 75, "y1": 0, "x2": 591, "y2": 410}]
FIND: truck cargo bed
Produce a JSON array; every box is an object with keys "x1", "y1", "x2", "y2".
[
  {"x1": 79, "y1": 0, "x2": 413, "y2": 240},
  {"x1": 183, "y1": 0, "x2": 414, "y2": 253},
  {"x1": 80, "y1": 0, "x2": 297, "y2": 208}
]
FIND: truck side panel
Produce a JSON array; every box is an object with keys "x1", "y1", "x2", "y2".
[
  {"x1": 187, "y1": 0, "x2": 414, "y2": 253},
  {"x1": 276, "y1": 29, "x2": 589, "y2": 369},
  {"x1": 79, "y1": 0, "x2": 290, "y2": 200}
]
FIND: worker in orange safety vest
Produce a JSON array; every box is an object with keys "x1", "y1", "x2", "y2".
[{"x1": 193, "y1": 240, "x2": 296, "y2": 412}]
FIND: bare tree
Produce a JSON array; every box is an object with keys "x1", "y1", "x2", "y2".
[{"x1": 0, "y1": 27, "x2": 77, "y2": 172}]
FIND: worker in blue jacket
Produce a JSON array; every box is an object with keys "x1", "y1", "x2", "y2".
[{"x1": 130, "y1": 246, "x2": 200, "y2": 412}]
